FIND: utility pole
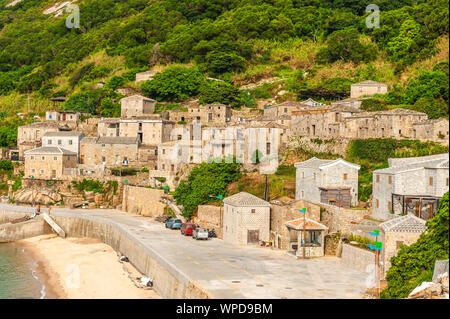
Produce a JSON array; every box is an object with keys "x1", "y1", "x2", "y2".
[
  {"x1": 299, "y1": 208, "x2": 307, "y2": 259},
  {"x1": 369, "y1": 229, "x2": 382, "y2": 298},
  {"x1": 264, "y1": 174, "x2": 269, "y2": 201}
]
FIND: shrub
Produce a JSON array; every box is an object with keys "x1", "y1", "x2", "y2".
[
  {"x1": 199, "y1": 81, "x2": 242, "y2": 109},
  {"x1": 141, "y1": 66, "x2": 205, "y2": 102}
]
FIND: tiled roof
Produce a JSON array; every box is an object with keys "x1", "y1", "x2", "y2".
[
  {"x1": 224, "y1": 192, "x2": 270, "y2": 207},
  {"x1": 294, "y1": 157, "x2": 360, "y2": 170},
  {"x1": 352, "y1": 80, "x2": 387, "y2": 86},
  {"x1": 285, "y1": 217, "x2": 328, "y2": 230},
  {"x1": 21, "y1": 122, "x2": 60, "y2": 128},
  {"x1": 380, "y1": 214, "x2": 426, "y2": 233},
  {"x1": 96, "y1": 136, "x2": 140, "y2": 145},
  {"x1": 120, "y1": 94, "x2": 155, "y2": 102},
  {"x1": 375, "y1": 154, "x2": 449, "y2": 174},
  {"x1": 43, "y1": 131, "x2": 83, "y2": 137},
  {"x1": 24, "y1": 147, "x2": 77, "y2": 155}
]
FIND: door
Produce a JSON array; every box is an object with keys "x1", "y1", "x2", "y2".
[
  {"x1": 414, "y1": 201, "x2": 421, "y2": 217},
  {"x1": 51, "y1": 170, "x2": 56, "y2": 179},
  {"x1": 429, "y1": 203, "x2": 434, "y2": 219},
  {"x1": 208, "y1": 113, "x2": 213, "y2": 122},
  {"x1": 80, "y1": 155, "x2": 85, "y2": 164},
  {"x1": 247, "y1": 230, "x2": 259, "y2": 244},
  {"x1": 62, "y1": 114, "x2": 66, "y2": 121}
]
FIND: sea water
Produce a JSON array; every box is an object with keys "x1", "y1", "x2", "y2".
[{"x1": 0, "y1": 243, "x2": 47, "y2": 299}]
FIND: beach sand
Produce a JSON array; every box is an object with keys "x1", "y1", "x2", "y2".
[{"x1": 18, "y1": 234, "x2": 161, "y2": 299}]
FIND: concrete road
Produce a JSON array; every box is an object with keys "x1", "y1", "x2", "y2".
[{"x1": 1, "y1": 204, "x2": 369, "y2": 299}]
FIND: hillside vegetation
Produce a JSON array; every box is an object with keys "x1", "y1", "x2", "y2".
[{"x1": 0, "y1": 0, "x2": 448, "y2": 119}]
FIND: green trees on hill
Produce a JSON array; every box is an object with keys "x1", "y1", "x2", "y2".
[
  {"x1": 381, "y1": 192, "x2": 449, "y2": 299},
  {"x1": 173, "y1": 159, "x2": 242, "y2": 218}
]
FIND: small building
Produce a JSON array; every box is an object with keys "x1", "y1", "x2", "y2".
[
  {"x1": 301, "y1": 98, "x2": 324, "y2": 107},
  {"x1": 17, "y1": 122, "x2": 61, "y2": 157},
  {"x1": 135, "y1": 70, "x2": 157, "y2": 83},
  {"x1": 42, "y1": 131, "x2": 84, "y2": 161},
  {"x1": 120, "y1": 94, "x2": 156, "y2": 119},
  {"x1": 372, "y1": 153, "x2": 449, "y2": 220},
  {"x1": 45, "y1": 110, "x2": 81, "y2": 123},
  {"x1": 222, "y1": 192, "x2": 270, "y2": 245},
  {"x1": 350, "y1": 80, "x2": 388, "y2": 99},
  {"x1": 379, "y1": 214, "x2": 426, "y2": 278},
  {"x1": 295, "y1": 157, "x2": 360, "y2": 207},
  {"x1": 24, "y1": 147, "x2": 78, "y2": 180},
  {"x1": 285, "y1": 217, "x2": 328, "y2": 258}
]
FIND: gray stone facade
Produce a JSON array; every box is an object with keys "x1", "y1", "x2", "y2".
[
  {"x1": 295, "y1": 158, "x2": 360, "y2": 207},
  {"x1": 372, "y1": 153, "x2": 449, "y2": 220}
]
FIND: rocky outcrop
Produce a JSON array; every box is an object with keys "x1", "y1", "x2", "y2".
[
  {"x1": 408, "y1": 272, "x2": 449, "y2": 299},
  {"x1": 13, "y1": 189, "x2": 62, "y2": 205}
]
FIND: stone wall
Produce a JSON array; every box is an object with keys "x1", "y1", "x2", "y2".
[
  {"x1": 0, "y1": 218, "x2": 50, "y2": 243},
  {"x1": 122, "y1": 185, "x2": 165, "y2": 217},
  {"x1": 269, "y1": 199, "x2": 320, "y2": 250},
  {"x1": 341, "y1": 243, "x2": 375, "y2": 272},
  {"x1": 194, "y1": 205, "x2": 223, "y2": 239},
  {"x1": 319, "y1": 204, "x2": 368, "y2": 234}
]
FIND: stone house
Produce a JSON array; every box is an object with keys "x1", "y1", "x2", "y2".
[
  {"x1": 379, "y1": 215, "x2": 426, "y2": 278},
  {"x1": 148, "y1": 140, "x2": 183, "y2": 188},
  {"x1": 412, "y1": 119, "x2": 449, "y2": 143},
  {"x1": 343, "y1": 108, "x2": 428, "y2": 139},
  {"x1": 187, "y1": 104, "x2": 232, "y2": 125},
  {"x1": 222, "y1": 192, "x2": 271, "y2": 245},
  {"x1": 350, "y1": 80, "x2": 388, "y2": 99},
  {"x1": 17, "y1": 122, "x2": 62, "y2": 157},
  {"x1": 45, "y1": 110, "x2": 85, "y2": 124},
  {"x1": 301, "y1": 98, "x2": 324, "y2": 107},
  {"x1": 135, "y1": 70, "x2": 157, "y2": 83},
  {"x1": 331, "y1": 98, "x2": 363, "y2": 109},
  {"x1": 119, "y1": 119, "x2": 175, "y2": 145},
  {"x1": 263, "y1": 101, "x2": 309, "y2": 117},
  {"x1": 285, "y1": 217, "x2": 328, "y2": 258},
  {"x1": 372, "y1": 153, "x2": 449, "y2": 220},
  {"x1": 295, "y1": 157, "x2": 360, "y2": 207},
  {"x1": 97, "y1": 118, "x2": 121, "y2": 137},
  {"x1": 79, "y1": 136, "x2": 141, "y2": 174},
  {"x1": 120, "y1": 95, "x2": 156, "y2": 119},
  {"x1": 42, "y1": 131, "x2": 84, "y2": 161},
  {"x1": 24, "y1": 147, "x2": 78, "y2": 180}
]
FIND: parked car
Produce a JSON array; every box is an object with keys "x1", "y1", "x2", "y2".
[
  {"x1": 193, "y1": 228, "x2": 209, "y2": 240},
  {"x1": 181, "y1": 223, "x2": 196, "y2": 236},
  {"x1": 165, "y1": 218, "x2": 176, "y2": 228},
  {"x1": 170, "y1": 219, "x2": 183, "y2": 230}
]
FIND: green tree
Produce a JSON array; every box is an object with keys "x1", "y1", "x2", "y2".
[
  {"x1": 199, "y1": 81, "x2": 242, "y2": 109},
  {"x1": 141, "y1": 66, "x2": 205, "y2": 101},
  {"x1": 173, "y1": 160, "x2": 242, "y2": 218}
]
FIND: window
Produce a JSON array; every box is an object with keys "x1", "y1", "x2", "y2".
[
  {"x1": 31, "y1": 156, "x2": 34, "y2": 160},
  {"x1": 54, "y1": 157, "x2": 57, "y2": 161},
  {"x1": 69, "y1": 140, "x2": 73, "y2": 145},
  {"x1": 301, "y1": 191, "x2": 304, "y2": 197},
  {"x1": 162, "y1": 164, "x2": 165, "y2": 170},
  {"x1": 388, "y1": 176, "x2": 392, "y2": 184},
  {"x1": 429, "y1": 177, "x2": 433, "y2": 186},
  {"x1": 40, "y1": 169, "x2": 44, "y2": 174},
  {"x1": 31, "y1": 169, "x2": 35, "y2": 173},
  {"x1": 102, "y1": 156, "x2": 106, "y2": 162},
  {"x1": 343, "y1": 174, "x2": 348, "y2": 180},
  {"x1": 313, "y1": 173, "x2": 316, "y2": 180},
  {"x1": 41, "y1": 156, "x2": 45, "y2": 160},
  {"x1": 58, "y1": 140, "x2": 62, "y2": 145},
  {"x1": 446, "y1": 178, "x2": 449, "y2": 187},
  {"x1": 284, "y1": 108, "x2": 288, "y2": 113},
  {"x1": 376, "y1": 175, "x2": 380, "y2": 183},
  {"x1": 388, "y1": 200, "x2": 391, "y2": 210},
  {"x1": 396, "y1": 241, "x2": 404, "y2": 250},
  {"x1": 376, "y1": 199, "x2": 379, "y2": 208},
  {"x1": 302, "y1": 172, "x2": 305, "y2": 179},
  {"x1": 48, "y1": 140, "x2": 52, "y2": 145},
  {"x1": 251, "y1": 209, "x2": 256, "y2": 214}
]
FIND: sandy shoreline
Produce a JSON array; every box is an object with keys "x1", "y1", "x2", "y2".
[{"x1": 17, "y1": 235, "x2": 161, "y2": 299}]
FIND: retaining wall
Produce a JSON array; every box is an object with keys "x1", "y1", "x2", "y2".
[
  {"x1": 0, "y1": 209, "x2": 209, "y2": 299},
  {"x1": 341, "y1": 243, "x2": 375, "y2": 272}
]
